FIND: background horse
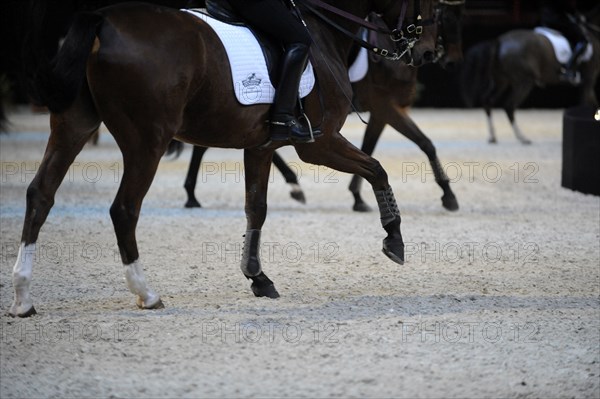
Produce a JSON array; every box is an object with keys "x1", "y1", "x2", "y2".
[
  {"x1": 348, "y1": 0, "x2": 463, "y2": 212},
  {"x1": 460, "y1": 6, "x2": 600, "y2": 144},
  {"x1": 175, "y1": 0, "x2": 463, "y2": 212},
  {"x1": 11, "y1": 0, "x2": 437, "y2": 317}
]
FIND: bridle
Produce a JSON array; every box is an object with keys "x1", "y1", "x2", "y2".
[{"x1": 298, "y1": 0, "x2": 435, "y2": 61}]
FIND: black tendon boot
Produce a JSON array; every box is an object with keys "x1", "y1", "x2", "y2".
[
  {"x1": 270, "y1": 43, "x2": 321, "y2": 143},
  {"x1": 561, "y1": 41, "x2": 587, "y2": 85}
]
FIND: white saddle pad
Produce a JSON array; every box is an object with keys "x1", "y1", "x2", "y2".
[
  {"x1": 348, "y1": 31, "x2": 369, "y2": 83},
  {"x1": 183, "y1": 9, "x2": 315, "y2": 105},
  {"x1": 534, "y1": 26, "x2": 592, "y2": 65}
]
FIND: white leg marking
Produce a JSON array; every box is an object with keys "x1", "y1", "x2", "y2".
[
  {"x1": 10, "y1": 243, "x2": 36, "y2": 316},
  {"x1": 124, "y1": 260, "x2": 161, "y2": 309}
]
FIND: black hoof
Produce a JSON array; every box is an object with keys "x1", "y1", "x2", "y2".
[
  {"x1": 248, "y1": 273, "x2": 280, "y2": 298},
  {"x1": 353, "y1": 202, "x2": 372, "y2": 212},
  {"x1": 251, "y1": 282, "x2": 280, "y2": 298},
  {"x1": 488, "y1": 138, "x2": 497, "y2": 144},
  {"x1": 442, "y1": 194, "x2": 459, "y2": 211},
  {"x1": 10, "y1": 306, "x2": 37, "y2": 318},
  {"x1": 382, "y1": 238, "x2": 404, "y2": 265},
  {"x1": 290, "y1": 190, "x2": 306, "y2": 204},
  {"x1": 184, "y1": 198, "x2": 202, "y2": 208},
  {"x1": 151, "y1": 299, "x2": 165, "y2": 309},
  {"x1": 520, "y1": 140, "x2": 532, "y2": 145}
]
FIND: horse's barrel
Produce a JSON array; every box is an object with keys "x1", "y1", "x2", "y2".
[{"x1": 562, "y1": 106, "x2": 600, "y2": 196}]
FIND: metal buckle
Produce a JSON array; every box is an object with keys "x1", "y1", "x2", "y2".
[
  {"x1": 415, "y1": 26, "x2": 423, "y2": 35},
  {"x1": 406, "y1": 24, "x2": 416, "y2": 34},
  {"x1": 391, "y1": 29, "x2": 403, "y2": 42}
]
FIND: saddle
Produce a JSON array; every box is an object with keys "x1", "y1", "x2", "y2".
[{"x1": 204, "y1": 0, "x2": 283, "y2": 86}]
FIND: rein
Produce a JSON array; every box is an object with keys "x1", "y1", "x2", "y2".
[{"x1": 300, "y1": 0, "x2": 434, "y2": 61}]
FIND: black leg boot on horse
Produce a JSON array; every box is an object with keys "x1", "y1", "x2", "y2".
[{"x1": 270, "y1": 43, "x2": 321, "y2": 143}]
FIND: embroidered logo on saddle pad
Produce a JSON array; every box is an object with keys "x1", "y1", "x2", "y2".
[
  {"x1": 534, "y1": 27, "x2": 593, "y2": 65},
  {"x1": 183, "y1": 9, "x2": 315, "y2": 105}
]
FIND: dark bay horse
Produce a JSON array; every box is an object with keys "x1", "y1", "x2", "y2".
[
  {"x1": 10, "y1": 0, "x2": 437, "y2": 317},
  {"x1": 176, "y1": 0, "x2": 463, "y2": 212},
  {"x1": 460, "y1": 8, "x2": 600, "y2": 144}
]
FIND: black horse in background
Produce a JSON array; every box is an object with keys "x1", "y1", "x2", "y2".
[
  {"x1": 176, "y1": 0, "x2": 465, "y2": 212},
  {"x1": 460, "y1": 6, "x2": 600, "y2": 144}
]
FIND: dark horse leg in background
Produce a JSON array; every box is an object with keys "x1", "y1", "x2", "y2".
[
  {"x1": 183, "y1": 146, "x2": 305, "y2": 208},
  {"x1": 348, "y1": 108, "x2": 458, "y2": 212}
]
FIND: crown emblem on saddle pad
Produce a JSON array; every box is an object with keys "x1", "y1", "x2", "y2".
[{"x1": 242, "y1": 73, "x2": 261, "y2": 88}]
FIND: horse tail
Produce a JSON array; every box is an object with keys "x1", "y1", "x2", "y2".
[
  {"x1": 30, "y1": 12, "x2": 103, "y2": 113},
  {"x1": 460, "y1": 39, "x2": 499, "y2": 107}
]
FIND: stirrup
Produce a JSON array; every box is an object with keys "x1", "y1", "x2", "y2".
[{"x1": 270, "y1": 113, "x2": 320, "y2": 144}]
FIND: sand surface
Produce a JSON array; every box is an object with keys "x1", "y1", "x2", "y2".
[{"x1": 1, "y1": 107, "x2": 598, "y2": 398}]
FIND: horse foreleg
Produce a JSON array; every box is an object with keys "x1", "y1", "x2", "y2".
[
  {"x1": 296, "y1": 136, "x2": 404, "y2": 265},
  {"x1": 386, "y1": 105, "x2": 458, "y2": 211},
  {"x1": 348, "y1": 115, "x2": 386, "y2": 213},
  {"x1": 272, "y1": 151, "x2": 305, "y2": 204},
  {"x1": 184, "y1": 146, "x2": 208, "y2": 208},
  {"x1": 242, "y1": 148, "x2": 279, "y2": 298},
  {"x1": 110, "y1": 143, "x2": 167, "y2": 310},
  {"x1": 11, "y1": 114, "x2": 99, "y2": 317}
]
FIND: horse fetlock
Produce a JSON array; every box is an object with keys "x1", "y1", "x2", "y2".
[
  {"x1": 124, "y1": 261, "x2": 161, "y2": 309},
  {"x1": 241, "y1": 229, "x2": 262, "y2": 277}
]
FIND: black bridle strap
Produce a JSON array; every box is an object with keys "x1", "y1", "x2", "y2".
[
  {"x1": 300, "y1": 1, "x2": 407, "y2": 59},
  {"x1": 301, "y1": 0, "x2": 403, "y2": 35}
]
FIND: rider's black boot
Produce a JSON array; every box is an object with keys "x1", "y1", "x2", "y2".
[{"x1": 270, "y1": 43, "x2": 320, "y2": 143}]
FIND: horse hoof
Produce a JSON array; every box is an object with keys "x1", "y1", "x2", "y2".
[
  {"x1": 488, "y1": 139, "x2": 497, "y2": 144},
  {"x1": 8, "y1": 305, "x2": 37, "y2": 318},
  {"x1": 520, "y1": 140, "x2": 532, "y2": 145},
  {"x1": 442, "y1": 195, "x2": 459, "y2": 211},
  {"x1": 248, "y1": 272, "x2": 280, "y2": 298},
  {"x1": 251, "y1": 282, "x2": 280, "y2": 298},
  {"x1": 136, "y1": 297, "x2": 165, "y2": 310},
  {"x1": 382, "y1": 238, "x2": 404, "y2": 265},
  {"x1": 353, "y1": 202, "x2": 372, "y2": 212},
  {"x1": 290, "y1": 190, "x2": 306, "y2": 204},
  {"x1": 184, "y1": 199, "x2": 202, "y2": 208}
]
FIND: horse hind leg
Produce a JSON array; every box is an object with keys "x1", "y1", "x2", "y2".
[
  {"x1": 109, "y1": 126, "x2": 172, "y2": 309},
  {"x1": 504, "y1": 85, "x2": 533, "y2": 145},
  {"x1": 183, "y1": 145, "x2": 207, "y2": 208},
  {"x1": 10, "y1": 97, "x2": 100, "y2": 317}
]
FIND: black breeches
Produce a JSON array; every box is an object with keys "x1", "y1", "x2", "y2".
[{"x1": 227, "y1": 0, "x2": 311, "y2": 46}]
